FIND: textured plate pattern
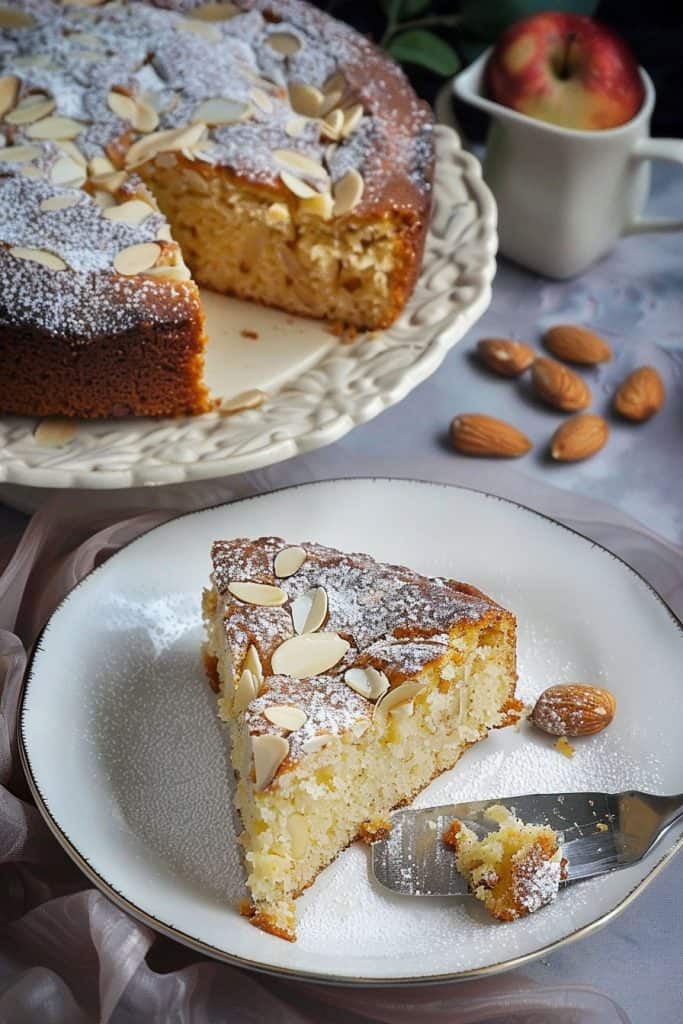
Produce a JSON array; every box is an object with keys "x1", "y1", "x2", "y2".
[{"x1": 0, "y1": 127, "x2": 496, "y2": 489}]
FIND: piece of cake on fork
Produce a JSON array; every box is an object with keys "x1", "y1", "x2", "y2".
[{"x1": 202, "y1": 537, "x2": 521, "y2": 940}]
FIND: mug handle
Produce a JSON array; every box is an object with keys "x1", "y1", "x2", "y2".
[{"x1": 623, "y1": 137, "x2": 683, "y2": 234}]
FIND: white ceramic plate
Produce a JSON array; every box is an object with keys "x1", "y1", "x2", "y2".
[
  {"x1": 0, "y1": 127, "x2": 496, "y2": 491},
  {"x1": 19, "y1": 479, "x2": 683, "y2": 984}
]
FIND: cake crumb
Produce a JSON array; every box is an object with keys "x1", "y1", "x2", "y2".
[
  {"x1": 596, "y1": 822, "x2": 609, "y2": 833},
  {"x1": 357, "y1": 818, "x2": 393, "y2": 844},
  {"x1": 555, "y1": 736, "x2": 575, "y2": 758},
  {"x1": 241, "y1": 329, "x2": 259, "y2": 339}
]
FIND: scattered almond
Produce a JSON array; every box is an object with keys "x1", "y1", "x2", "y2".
[
  {"x1": 227, "y1": 581, "x2": 287, "y2": 606},
  {"x1": 544, "y1": 325, "x2": 612, "y2": 365},
  {"x1": 274, "y1": 545, "x2": 306, "y2": 578},
  {"x1": 531, "y1": 684, "x2": 616, "y2": 737},
  {"x1": 614, "y1": 366, "x2": 665, "y2": 422},
  {"x1": 550, "y1": 414, "x2": 609, "y2": 462},
  {"x1": 477, "y1": 337, "x2": 535, "y2": 377},
  {"x1": 263, "y1": 705, "x2": 307, "y2": 731},
  {"x1": 532, "y1": 357, "x2": 591, "y2": 411},
  {"x1": 271, "y1": 632, "x2": 349, "y2": 678},
  {"x1": 291, "y1": 586, "x2": 328, "y2": 634},
  {"x1": 450, "y1": 413, "x2": 532, "y2": 458},
  {"x1": 252, "y1": 734, "x2": 289, "y2": 789},
  {"x1": 33, "y1": 417, "x2": 77, "y2": 447}
]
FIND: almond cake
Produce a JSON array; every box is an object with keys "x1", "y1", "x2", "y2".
[
  {"x1": 443, "y1": 805, "x2": 568, "y2": 921},
  {"x1": 202, "y1": 537, "x2": 521, "y2": 940},
  {"x1": 0, "y1": 0, "x2": 434, "y2": 418}
]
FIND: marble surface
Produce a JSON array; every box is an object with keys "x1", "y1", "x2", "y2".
[{"x1": 0, "y1": 160, "x2": 681, "y2": 1024}]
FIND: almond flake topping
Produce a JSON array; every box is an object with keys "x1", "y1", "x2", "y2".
[
  {"x1": 219, "y1": 389, "x2": 266, "y2": 416},
  {"x1": 40, "y1": 194, "x2": 81, "y2": 212},
  {"x1": 228, "y1": 581, "x2": 287, "y2": 606},
  {"x1": 244, "y1": 644, "x2": 263, "y2": 686},
  {"x1": 181, "y1": 18, "x2": 221, "y2": 41},
  {"x1": 273, "y1": 148, "x2": 328, "y2": 181},
  {"x1": 333, "y1": 168, "x2": 364, "y2": 216},
  {"x1": 274, "y1": 545, "x2": 307, "y2": 578},
  {"x1": 271, "y1": 632, "x2": 349, "y2": 678},
  {"x1": 0, "y1": 144, "x2": 41, "y2": 163},
  {"x1": 284, "y1": 116, "x2": 306, "y2": 138},
  {"x1": 263, "y1": 705, "x2": 307, "y2": 731},
  {"x1": 193, "y1": 97, "x2": 250, "y2": 126},
  {"x1": 33, "y1": 418, "x2": 77, "y2": 447},
  {"x1": 103, "y1": 199, "x2": 155, "y2": 225},
  {"x1": 341, "y1": 103, "x2": 363, "y2": 138},
  {"x1": 234, "y1": 668, "x2": 258, "y2": 713},
  {"x1": 250, "y1": 87, "x2": 273, "y2": 114},
  {"x1": 266, "y1": 32, "x2": 301, "y2": 56},
  {"x1": 288, "y1": 82, "x2": 324, "y2": 118},
  {"x1": 0, "y1": 75, "x2": 19, "y2": 119},
  {"x1": 373, "y1": 681, "x2": 425, "y2": 723},
  {"x1": 344, "y1": 666, "x2": 390, "y2": 701},
  {"x1": 9, "y1": 247, "x2": 66, "y2": 271},
  {"x1": 252, "y1": 734, "x2": 289, "y2": 790},
  {"x1": 26, "y1": 116, "x2": 84, "y2": 141},
  {"x1": 107, "y1": 90, "x2": 137, "y2": 122},
  {"x1": 300, "y1": 191, "x2": 333, "y2": 219},
  {"x1": 279, "y1": 171, "x2": 317, "y2": 199},
  {"x1": 291, "y1": 586, "x2": 328, "y2": 634},
  {"x1": 192, "y1": 1, "x2": 239, "y2": 20},
  {"x1": 113, "y1": 241, "x2": 161, "y2": 276},
  {"x1": 50, "y1": 155, "x2": 86, "y2": 187},
  {"x1": 6, "y1": 95, "x2": 55, "y2": 125}
]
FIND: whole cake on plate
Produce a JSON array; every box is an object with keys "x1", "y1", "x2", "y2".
[
  {"x1": 202, "y1": 537, "x2": 520, "y2": 940},
  {"x1": 0, "y1": 0, "x2": 434, "y2": 418}
]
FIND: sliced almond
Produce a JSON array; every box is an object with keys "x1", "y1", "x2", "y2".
[
  {"x1": 9, "y1": 247, "x2": 67, "y2": 272},
  {"x1": 0, "y1": 75, "x2": 20, "y2": 119},
  {"x1": 88, "y1": 155, "x2": 116, "y2": 177},
  {"x1": 103, "y1": 199, "x2": 155, "y2": 224},
  {"x1": 333, "y1": 168, "x2": 363, "y2": 216},
  {"x1": 271, "y1": 632, "x2": 349, "y2": 678},
  {"x1": 107, "y1": 90, "x2": 136, "y2": 122},
  {"x1": 143, "y1": 263, "x2": 192, "y2": 283},
  {"x1": 93, "y1": 170, "x2": 127, "y2": 193},
  {"x1": 193, "y1": 97, "x2": 250, "y2": 126},
  {"x1": 299, "y1": 191, "x2": 333, "y2": 219},
  {"x1": 33, "y1": 418, "x2": 76, "y2": 447},
  {"x1": 267, "y1": 32, "x2": 301, "y2": 55},
  {"x1": 250, "y1": 87, "x2": 273, "y2": 114},
  {"x1": 181, "y1": 17, "x2": 222, "y2": 41},
  {"x1": 40, "y1": 193, "x2": 81, "y2": 212},
  {"x1": 350, "y1": 718, "x2": 370, "y2": 739},
  {"x1": 319, "y1": 90, "x2": 343, "y2": 117},
  {"x1": 288, "y1": 813, "x2": 308, "y2": 859},
  {"x1": 273, "y1": 148, "x2": 327, "y2": 181},
  {"x1": 288, "y1": 82, "x2": 324, "y2": 118},
  {"x1": 0, "y1": 8, "x2": 36, "y2": 27},
  {"x1": 26, "y1": 116, "x2": 84, "y2": 141},
  {"x1": 219, "y1": 389, "x2": 266, "y2": 416},
  {"x1": 301, "y1": 733, "x2": 331, "y2": 754},
  {"x1": 324, "y1": 71, "x2": 346, "y2": 96},
  {"x1": 291, "y1": 587, "x2": 327, "y2": 634},
  {"x1": 92, "y1": 190, "x2": 117, "y2": 209},
  {"x1": 156, "y1": 223, "x2": 173, "y2": 241},
  {"x1": 113, "y1": 241, "x2": 161, "y2": 276},
  {"x1": 234, "y1": 668, "x2": 258, "y2": 713},
  {"x1": 279, "y1": 171, "x2": 317, "y2": 199},
  {"x1": 252, "y1": 734, "x2": 289, "y2": 790},
  {"x1": 124, "y1": 123, "x2": 206, "y2": 168},
  {"x1": 321, "y1": 108, "x2": 343, "y2": 140},
  {"x1": 344, "y1": 666, "x2": 390, "y2": 701},
  {"x1": 19, "y1": 165, "x2": 43, "y2": 180},
  {"x1": 132, "y1": 99, "x2": 159, "y2": 134},
  {"x1": 192, "y1": 1, "x2": 239, "y2": 20},
  {"x1": 50, "y1": 155, "x2": 87, "y2": 187},
  {"x1": 56, "y1": 140, "x2": 87, "y2": 168},
  {"x1": 264, "y1": 705, "x2": 307, "y2": 731},
  {"x1": 274, "y1": 545, "x2": 306, "y2": 578},
  {"x1": 228, "y1": 581, "x2": 287, "y2": 606},
  {"x1": 0, "y1": 144, "x2": 41, "y2": 163},
  {"x1": 285, "y1": 116, "x2": 306, "y2": 138},
  {"x1": 244, "y1": 644, "x2": 263, "y2": 686},
  {"x1": 6, "y1": 96, "x2": 55, "y2": 126},
  {"x1": 341, "y1": 103, "x2": 363, "y2": 138},
  {"x1": 373, "y1": 681, "x2": 425, "y2": 724}
]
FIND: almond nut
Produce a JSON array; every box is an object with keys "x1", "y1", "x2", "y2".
[
  {"x1": 614, "y1": 366, "x2": 665, "y2": 422},
  {"x1": 550, "y1": 414, "x2": 609, "y2": 462},
  {"x1": 477, "y1": 338, "x2": 535, "y2": 377},
  {"x1": 531, "y1": 684, "x2": 616, "y2": 737},
  {"x1": 450, "y1": 414, "x2": 532, "y2": 458},
  {"x1": 543, "y1": 325, "x2": 612, "y2": 365},
  {"x1": 532, "y1": 358, "x2": 591, "y2": 411}
]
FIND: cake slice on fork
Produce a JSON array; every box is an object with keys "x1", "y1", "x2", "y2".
[{"x1": 202, "y1": 537, "x2": 521, "y2": 940}]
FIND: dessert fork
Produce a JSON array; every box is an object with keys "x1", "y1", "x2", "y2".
[{"x1": 371, "y1": 791, "x2": 683, "y2": 896}]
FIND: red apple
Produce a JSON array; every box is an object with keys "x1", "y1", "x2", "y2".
[{"x1": 485, "y1": 13, "x2": 644, "y2": 131}]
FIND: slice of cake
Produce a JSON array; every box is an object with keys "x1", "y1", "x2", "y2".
[
  {"x1": 202, "y1": 537, "x2": 521, "y2": 940},
  {"x1": 443, "y1": 805, "x2": 568, "y2": 921}
]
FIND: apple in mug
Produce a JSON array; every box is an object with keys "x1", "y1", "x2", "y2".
[{"x1": 485, "y1": 13, "x2": 644, "y2": 131}]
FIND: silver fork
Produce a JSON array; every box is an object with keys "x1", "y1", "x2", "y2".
[{"x1": 371, "y1": 791, "x2": 683, "y2": 896}]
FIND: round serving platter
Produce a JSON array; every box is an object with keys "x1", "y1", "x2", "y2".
[
  {"x1": 0, "y1": 126, "x2": 496, "y2": 493},
  {"x1": 19, "y1": 479, "x2": 683, "y2": 985}
]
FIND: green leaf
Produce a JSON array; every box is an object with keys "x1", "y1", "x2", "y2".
[
  {"x1": 388, "y1": 30, "x2": 461, "y2": 76},
  {"x1": 399, "y1": 0, "x2": 432, "y2": 17}
]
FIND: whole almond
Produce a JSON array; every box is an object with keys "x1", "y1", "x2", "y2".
[
  {"x1": 544, "y1": 325, "x2": 612, "y2": 365},
  {"x1": 550, "y1": 414, "x2": 609, "y2": 462},
  {"x1": 531, "y1": 684, "x2": 616, "y2": 737},
  {"x1": 614, "y1": 366, "x2": 665, "y2": 422},
  {"x1": 450, "y1": 414, "x2": 532, "y2": 457},
  {"x1": 477, "y1": 338, "x2": 535, "y2": 377},
  {"x1": 532, "y1": 357, "x2": 591, "y2": 411}
]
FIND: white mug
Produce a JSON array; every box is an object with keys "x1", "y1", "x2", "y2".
[{"x1": 452, "y1": 49, "x2": 683, "y2": 278}]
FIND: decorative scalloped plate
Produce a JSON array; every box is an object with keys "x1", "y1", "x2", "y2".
[
  {"x1": 0, "y1": 127, "x2": 496, "y2": 490},
  {"x1": 19, "y1": 480, "x2": 683, "y2": 983}
]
